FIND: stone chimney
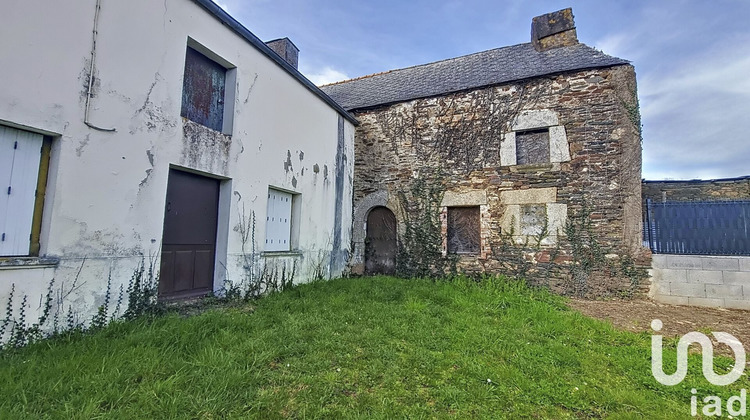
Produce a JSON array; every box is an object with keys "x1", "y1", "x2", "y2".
[
  {"x1": 266, "y1": 37, "x2": 299, "y2": 69},
  {"x1": 531, "y1": 8, "x2": 578, "y2": 52}
]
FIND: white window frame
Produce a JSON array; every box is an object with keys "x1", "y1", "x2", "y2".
[{"x1": 264, "y1": 188, "x2": 295, "y2": 252}]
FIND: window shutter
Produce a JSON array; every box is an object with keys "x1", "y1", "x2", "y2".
[
  {"x1": 264, "y1": 189, "x2": 292, "y2": 252},
  {"x1": 0, "y1": 126, "x2": 43, "y2": 256}
]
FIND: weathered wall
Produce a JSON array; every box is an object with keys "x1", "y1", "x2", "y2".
[
  {"x1": 350, "y1": 64, "x2": 645, "y2": 296},
  {"x1": 650, "y1": 255, "x2": 750, "y2": 309},
  {"x1": 0, "y1": 0, "x2": 354, "y2": 329},
  {"x1": 643, "y1": 176, "x2": 750, "y2": 204}
]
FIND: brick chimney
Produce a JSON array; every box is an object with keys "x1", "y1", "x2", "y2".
[
  {"x1": 266, "y1": 38, "x2": 299, "y2": 69},
  {"x1": 531, "y1": 8, "x2": 578, "y2": 52}
]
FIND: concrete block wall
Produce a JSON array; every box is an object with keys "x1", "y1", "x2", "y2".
[{"x1": 650, "y1": 255, "x2": 750, "y2": 309}]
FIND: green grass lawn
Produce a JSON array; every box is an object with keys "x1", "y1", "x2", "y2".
[{"x1": 0, "y1": 276, "x2": 746, "y2": 419}]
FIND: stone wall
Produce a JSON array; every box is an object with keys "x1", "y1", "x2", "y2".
[
  {"x1": 643, "y1": 176, "x2": 750, "y2": 204},
  {"x1": 651, "y1": 255, "x2": 750, "y2": 309},
  {"x1": 350, "y1": 64, "x2": 646, "y2": 296}
]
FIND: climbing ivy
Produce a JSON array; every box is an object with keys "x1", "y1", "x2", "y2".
[{"x1": 395, "y1": 174, "x2": 457, "y2": 279}]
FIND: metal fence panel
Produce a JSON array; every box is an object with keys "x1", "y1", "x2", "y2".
[{"x1": 645, "y1": 200, "x2": 750, "y2": 256}]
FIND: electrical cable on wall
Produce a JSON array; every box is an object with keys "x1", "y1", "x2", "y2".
[{"x1": 84, "y1": 0, "x2": 116, "y2": 132}]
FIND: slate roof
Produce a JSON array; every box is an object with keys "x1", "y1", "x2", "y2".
[{"x1": 320, "y1": 42, "x2": 629, "y2": 111}]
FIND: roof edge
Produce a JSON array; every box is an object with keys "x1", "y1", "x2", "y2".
[{"x1": 190, "y1": 0, "x2": 358, "y2": 125}]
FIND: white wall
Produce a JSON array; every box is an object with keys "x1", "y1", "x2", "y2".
[{"x1": 0, "y1": 0, "x2": 354, "y2": 330}]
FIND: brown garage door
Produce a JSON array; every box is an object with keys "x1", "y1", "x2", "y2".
[{"x1": 159, "y1": 169, "x2": 219, "y2": 299}]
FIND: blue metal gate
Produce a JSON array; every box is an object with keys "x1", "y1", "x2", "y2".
[{"x1": 645, "y1": 200, "x2": 750, "y2": 256}]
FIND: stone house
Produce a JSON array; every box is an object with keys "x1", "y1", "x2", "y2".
[
  {"x1": 322, "y1": 9, "x2": 645, "y2": 295},
  {"x1": 0, "y1": 0, "x2": 356, "y2": 326}
]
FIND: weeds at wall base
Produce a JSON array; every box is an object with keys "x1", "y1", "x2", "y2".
[
  {"x1": 0, "y1": 257, "x2": 161, "y2": 353},
  {"x1": 219, "y1": 206, "x2": 299, "y2": 302}
]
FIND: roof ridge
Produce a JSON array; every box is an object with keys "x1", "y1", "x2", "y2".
[{"x1": 321, "y1": 42, "x2": 533, "y2": 87}]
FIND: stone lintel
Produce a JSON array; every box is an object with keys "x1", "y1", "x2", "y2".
[
  {"x1": 501, "y1": 187, "x2": 557, "y2": 205},
  {"x1": 441, "y1": 190, "x2": 488, "y2": 207},
  {"x1": 512, "y1": 109, "x2": 559, "y2": 131}
]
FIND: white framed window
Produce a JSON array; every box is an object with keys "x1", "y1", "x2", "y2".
[
  {"x1": 0, "y1": 125, "x2": 45, "y2": 256},
  {"x1": 265, "y1": 188, "x2": 293, "y2": 252}
]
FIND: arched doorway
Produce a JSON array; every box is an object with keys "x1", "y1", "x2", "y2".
[{"x1": 365, "y1": 206, "x2": 397, "y2": 275}]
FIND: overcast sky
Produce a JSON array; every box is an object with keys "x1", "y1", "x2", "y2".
[{"x1": 215, "y1": 0, "x2": 749, "y2": 181}]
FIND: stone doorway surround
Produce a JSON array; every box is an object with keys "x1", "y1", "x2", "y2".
[{"x1": 351, "y1": 190, "x2": 402, "y2": 275}]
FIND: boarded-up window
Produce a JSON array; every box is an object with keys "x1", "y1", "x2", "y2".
[
  {"x1": 181, "y1": 47, "x2": 226, "y2": 132},
  {"x1": 265, "y1": 189, "x2": 293, "y2": 252},
  {"x1": 0, "y1": 125, "x2": 43, "y2": 256},
  {"x1": 521, "y1": 204, "x2": 547, "y2": 236},
  {"x1": 516, "y1": 129, "x2": 550, "y2": 165},
  {"x1": 447, "y1": 207, "x2": 480, "y2": 254}
]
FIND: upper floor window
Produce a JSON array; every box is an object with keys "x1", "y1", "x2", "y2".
[
  {"x1": 515, "y1": 129, "x2": 550, "y2": 165},
  {"x1": 500, "y1": 109, "x2": 570, "y2": 167},
  {"x1": 180, "y1": 43, "x2": 236, "y2": 134}
]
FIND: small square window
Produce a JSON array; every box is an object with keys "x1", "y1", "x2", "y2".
[
  {"x1": 447, "y1": 207, "x2": 480, "y2": 254},
  {"x1": 521, "y1": 204, "x2": 546, "y2": 236},
  {"x1": 181, "y1": 47, "x2": 227, "y2": 132},
  {"x1": 516, "y1": 129, "x2": 550, "y2": 165}
]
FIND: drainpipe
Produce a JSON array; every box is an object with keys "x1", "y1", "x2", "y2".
[{"x1": 84, "y1": 0, "x2": 116, "y2": 132}]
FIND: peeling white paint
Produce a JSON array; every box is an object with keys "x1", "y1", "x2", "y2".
[{"x1": 0, "y1": 0, "x2": 355, "y2": 330}]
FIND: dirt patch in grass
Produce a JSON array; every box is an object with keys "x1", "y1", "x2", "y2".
[
  {"x1": 164, "y1": 298, "x2": 256, "y2": 318},
  {"x1": 568, "y1": 297, "x2": 750, "y2": 352}
]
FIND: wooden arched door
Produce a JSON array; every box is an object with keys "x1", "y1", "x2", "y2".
[{"x1": 365, "y1": 206, "x2": 397, "y2": 275}]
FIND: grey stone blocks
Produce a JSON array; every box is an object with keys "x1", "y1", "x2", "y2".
[{"x1": 650, "y1": 255, "x2": 750, "y2": 309}]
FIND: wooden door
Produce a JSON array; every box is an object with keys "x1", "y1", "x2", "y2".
[
  {"x1": 365, "y1": 207, "x2": 397, "y2": 275},
  {"x1": 159, "y1": 169, "x2": 219, "y2": 299}
]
